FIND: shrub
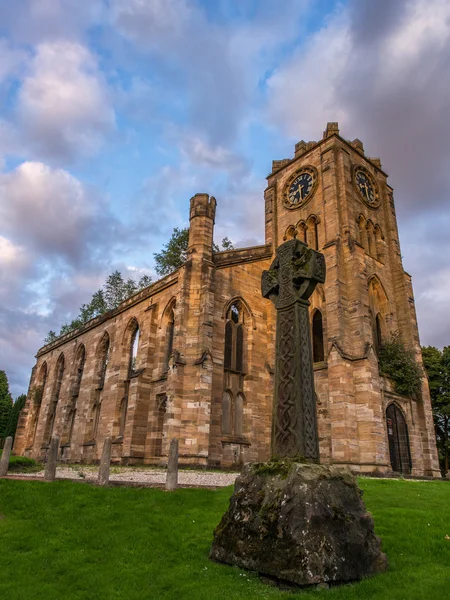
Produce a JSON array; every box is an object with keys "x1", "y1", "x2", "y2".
[
  {"x1": 0, "y1": 451, "x2": 40, "y2": 472},
  {"x1": 378, "y1": 332, "x2": 422, "y2": 397}
]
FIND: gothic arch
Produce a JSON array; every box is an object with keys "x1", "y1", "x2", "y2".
[
  {"x1": 311, "y1": 309, "x2": 325, "y2": 363},
  {"x1": 283, "y1": 224, "x2": 297, "y2": 241},
  {"x1": 306, "y1": 214, "x2": 320, "y2": 250},
  {"x1": 159, "y1": 296, "x2": 177, "y2": 329},
  {"x1": 222, "y1": 296, "x2": 256, "y2": 330},
  {"x1": 44, "y1": 353, "x2": 65, "y2": 443},
  {"x1": 386, "y1": 403, "x2": 412, "y2": 474},
  {"x1": 368, "y1": 275, "x2": 390, "y2": 350},
  {"x1": 296, "y1": 220, "x2": 308, "y2": 244}
]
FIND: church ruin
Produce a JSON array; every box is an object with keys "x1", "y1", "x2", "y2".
[{"x1": 14, "y1": 123, "x2": 440, "y2": 477}]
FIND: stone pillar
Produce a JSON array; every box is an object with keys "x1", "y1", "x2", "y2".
[
  {"x1": 165, "y1": 438, "x2": 179, "y2": 491},
  {"x1": 262, "y1": 238, "x2": 326, "y2": 460},
  {"x1": 98, "y1": 437, "x2": 112, "y2": 486},
  {"x1": 44, "y1": 435, "x2": 60, "y2": 481},
  {"x1": 0, "y1": 436, "x2": 13, "y2": 476}
]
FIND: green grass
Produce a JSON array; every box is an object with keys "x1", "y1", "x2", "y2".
[{"x1": 0, "y1": 478, "x2": 449, "y2": 600}]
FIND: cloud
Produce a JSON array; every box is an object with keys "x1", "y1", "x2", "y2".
[
  {"x1": 265, "y1": 0, "x2": 450, "y2": 348},
  {"x1": 0, "y1": 0, "x2": 104, "y2": 45},
  {"x1": 0, "y1": 161, "x2": 118, "y2": 264},
  {"x1": 111, "y1": 0, "x2": 309, "y2": 146},
  {"x1": 17, "y1": 41, "x2": 115, "y2": 162}
]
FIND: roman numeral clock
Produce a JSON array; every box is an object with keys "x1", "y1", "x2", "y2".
[{"x1": 283, "y1": 166, "x2": 318, "y2": 209}]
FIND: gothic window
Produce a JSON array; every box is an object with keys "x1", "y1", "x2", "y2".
[
  {"x1": 72, "y1": 344, "x2": 86, "y2": 398},
  {"x1": 224, "y1": 302, "x2": 245, "y2": 373},
  {"x1": 307, "y1": 215, "x2": 319, "y2": 250},
  {"x1": 374, "y1": 224, "x2": 384, "y2": 262},
  {"x1": 386, "y1": 404, "x2": 412, "y2": 474},
  {"x1": 65, "y1": 345, "x2": 85, "y2": 444},
  {"x1": 29, "y1": 362, "x2": 47, "y2": 447},
  {"x1": 164, "y1": 304, "x2": 175, "y2": 372},
  {"x1": 366, "y1": 220, "x2": 376, "y2": 257},
  {"x1": 119, "y1": 395, "x2": 128, "y2": 438},
  {"x1": 357, "y1": 214, "x2": 368, "y2": 251},
  {"x1": 297, "y1": 221, "x2": 307, "y2": 244},
  {"x1": 45, "y1": 354, "x2": 65, "y2": 443},
  {"x1": 375, "y1": 313, "x2": 383, "y2": 354},
  {"x1": 129, "y1": 323, "x2": 140, "y2": 375},
  {"x1": 283, "y1": 225, "x2": 296, "y2": 241},
  {"x1": 97, "y1": 333, "x2": 110, "y2": 390},
  {"x1": 312, "y1": 310, "x2": 325, "y2": 363},
  {"x1": 154, "y1": 394, "x2": 167, "y2": 457}
]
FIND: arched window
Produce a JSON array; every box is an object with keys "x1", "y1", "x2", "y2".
[
  {"x1": 234, "y1": 393, "x2": 244, "y2": 437},
  {"x1": 312, "y1": 310, "x2": 325, "y2": 363},
  {"x1": 45, "y1": 354, "x2": 65, "y2": 443},
  {"x1": 65, "y1": 344, "x2": 85, "y2": 444},
  {"x1": 164, "y1": 305, "x2": 175, "y2": 372},
  {"x1": 297, "y1": 221, "x2": 307, "y2": 244},
  {"x1": 90, "y1": 333, "x2": 110, "y2": 442},
  {"x1": 307, "y1": 215, "x2": 319, "y2": 250},
  {"x1": 129, "y1": 324, "x2": 140, "y2": 375},
  {"x1": 72, "y1": 344, "x2": 86, "y2": 398},
  {"x1": 366, "y1": 220, "x2": 376, "y2": 258},
  {"x1": 374, "y1": 225, "x2": 384, "y2": 262},
  {"x1": 283, "y1": 225, "x2": 296, "y2": 241},
  {"x1": 386, "y1": 404, "x2": 412, "y2": 474},
  {"x1": 375, "y1": 313, "x2": 383, "y2": 354},
  {"x1": 29, "y1": 362, "x2": 47, "y2": 447},
  {"x1": 153, "y1": 394, "x2": 167, "y2": 457},
  {"x1": 224, "y1": 302, "x2": 245, "y2": 373},
  {"x1": 357, "y1": 215, "x2": 368, "y2": 252}
]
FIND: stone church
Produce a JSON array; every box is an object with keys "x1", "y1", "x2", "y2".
[{"x1": 14, "y1": 123, "x2": 440, "y2": 477}]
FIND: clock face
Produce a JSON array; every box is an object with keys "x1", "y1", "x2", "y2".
[
  {"x1": 354, "y1": 168, "x2": 379, "y2": 207},
  {"x1": 284, "y1": 167, "x2": 317, "y2": 209}
]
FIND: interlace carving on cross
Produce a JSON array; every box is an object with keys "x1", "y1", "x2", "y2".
[{"x1": 262, "y1": 238, "x2": 326, "y2": 461}]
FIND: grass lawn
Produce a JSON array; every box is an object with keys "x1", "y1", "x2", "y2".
[{"x1": 0, "y1": 478, "x2": 449, "y2": 600}]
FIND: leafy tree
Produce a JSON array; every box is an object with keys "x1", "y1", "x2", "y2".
[
  {"x1": 154, "y1": 227, "x2": 235, "y2": 276},
  {"x1": 45, "y1": 272, "x2": 153, "y2": 343},
  {"x1": 4, "y1": 394, "x2": 26, "y2": 442},
  {"x1": 422, "y1": 345, "x2": 450, "y2": 475},
  {"x1": 0, "y1": 371, "x2": 13, "y2": 444},
  {"x1": 377, "y1": 332, "x2": 422, "y2": 397},
  {"x1": 154, "y1": 227, "x2": 190, "y2": 277}
]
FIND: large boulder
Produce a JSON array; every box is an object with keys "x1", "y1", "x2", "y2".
[{"x1": 210, "y1": 461, "x2": 388, "y2": 587}]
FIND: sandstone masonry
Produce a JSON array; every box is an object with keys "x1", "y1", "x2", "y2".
[{"x1": 14, "y1": 124, "x2": 440, "y2": 476}]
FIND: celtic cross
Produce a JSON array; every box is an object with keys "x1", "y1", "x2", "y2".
[{"x1": 262, "y1": 238, "x2": 326, "y2": 461}]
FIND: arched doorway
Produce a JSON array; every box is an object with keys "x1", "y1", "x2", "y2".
[{"x1": 386, "y1": 404, "x2": 412, "y2": 474}]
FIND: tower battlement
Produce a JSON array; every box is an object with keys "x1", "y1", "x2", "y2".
[{"x1": 189, "y1": 193, "x2": 216, "y2": 222}]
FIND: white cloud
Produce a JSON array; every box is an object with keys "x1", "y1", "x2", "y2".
[{"x1": 18, "y1": 41, "x2": 115, "y2": 162}]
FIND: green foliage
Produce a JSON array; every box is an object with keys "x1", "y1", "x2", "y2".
[
  {"x1": 422, "y1": 345, "x2": 450, "y2": 474},
  {"x1": 0, "y1": 370, "x2": 13, "y2": 442},
  {"x1": 154, "y1": 227, "x2": 190, "y2": 276},
  {"x1": 0, "y1": 478, "x2": 449, "y2": 599},
  {"x1": 4, "y1": 394, "x2": 26, "y2": 441},
  {"x1": 45, "y1": 271, "x2": 152, "y2": 343},
  {"x1": 154, "y1": 227, "x2": 235, "y2": 276},
  {"x1": 0, "y1": 452, "x2": 39, "y2": 472},
  {"x1": 378, "y1": 332, "x2": 422, "y2": 397}
]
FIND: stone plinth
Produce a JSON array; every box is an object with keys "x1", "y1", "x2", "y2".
[{"x1": 210, "y1": 462, "x2": 387, "y2": 587}]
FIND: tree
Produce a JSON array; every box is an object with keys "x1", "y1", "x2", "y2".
[
  {"x1": 4, "y1": 394, "x2": 26, "y2": 442},
  {"x1": 154, "y1": 227, "x2": 235, "y2": 276},
  {"x1": 377, "y1": 332, "x2": 422, "y2": 397},
  {"x1": 45, "y1": 271, "x2": 153, "y2": 342},
  {"x1": 154, "y1": 227, "x2": 190, "y2": 277},
  {"x1": 0, "y1": 371, "x2": 13, "y2": 445},
  {"x1": 422, "y1": 345, "x2": 450, "y2": 475}
]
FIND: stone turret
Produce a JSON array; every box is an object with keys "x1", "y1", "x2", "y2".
[{"x1": 188, "y1": 193, "x2": 216, "y2": 261}]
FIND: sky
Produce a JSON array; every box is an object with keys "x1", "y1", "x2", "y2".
[{"x1": 1, "y1": 0, "x2": 450, "y2": 398}]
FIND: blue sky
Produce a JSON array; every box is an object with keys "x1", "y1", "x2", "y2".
[{"x1": 1, "y1": 0, "x2": 450, "y2": 397}]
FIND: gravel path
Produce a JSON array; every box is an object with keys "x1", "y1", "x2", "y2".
[{"x1": 11, "y1": 466, "x2": 239, "y2": 488}]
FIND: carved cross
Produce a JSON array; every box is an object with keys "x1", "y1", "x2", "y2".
[{"x1": 262, "y1": 238, "x2": 326, "y2": 461}]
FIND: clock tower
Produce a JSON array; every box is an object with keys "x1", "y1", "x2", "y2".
[{"x1": 263, "y1": 122, "x2": 439, "y2": 476}]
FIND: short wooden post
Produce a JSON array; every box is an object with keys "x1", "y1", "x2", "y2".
[
  {"x1": 165, "y1": 438, "x2": 179, "y2": 491},
  {"x1": 44, "y1": 436, "x2": 60, "y2": 481},
  {"x1": 97, "y1": 437, "x2": 112, "y2": 486},
  {"x1": 0, "y1": 436, "x2": 13, "y2": 477}
]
